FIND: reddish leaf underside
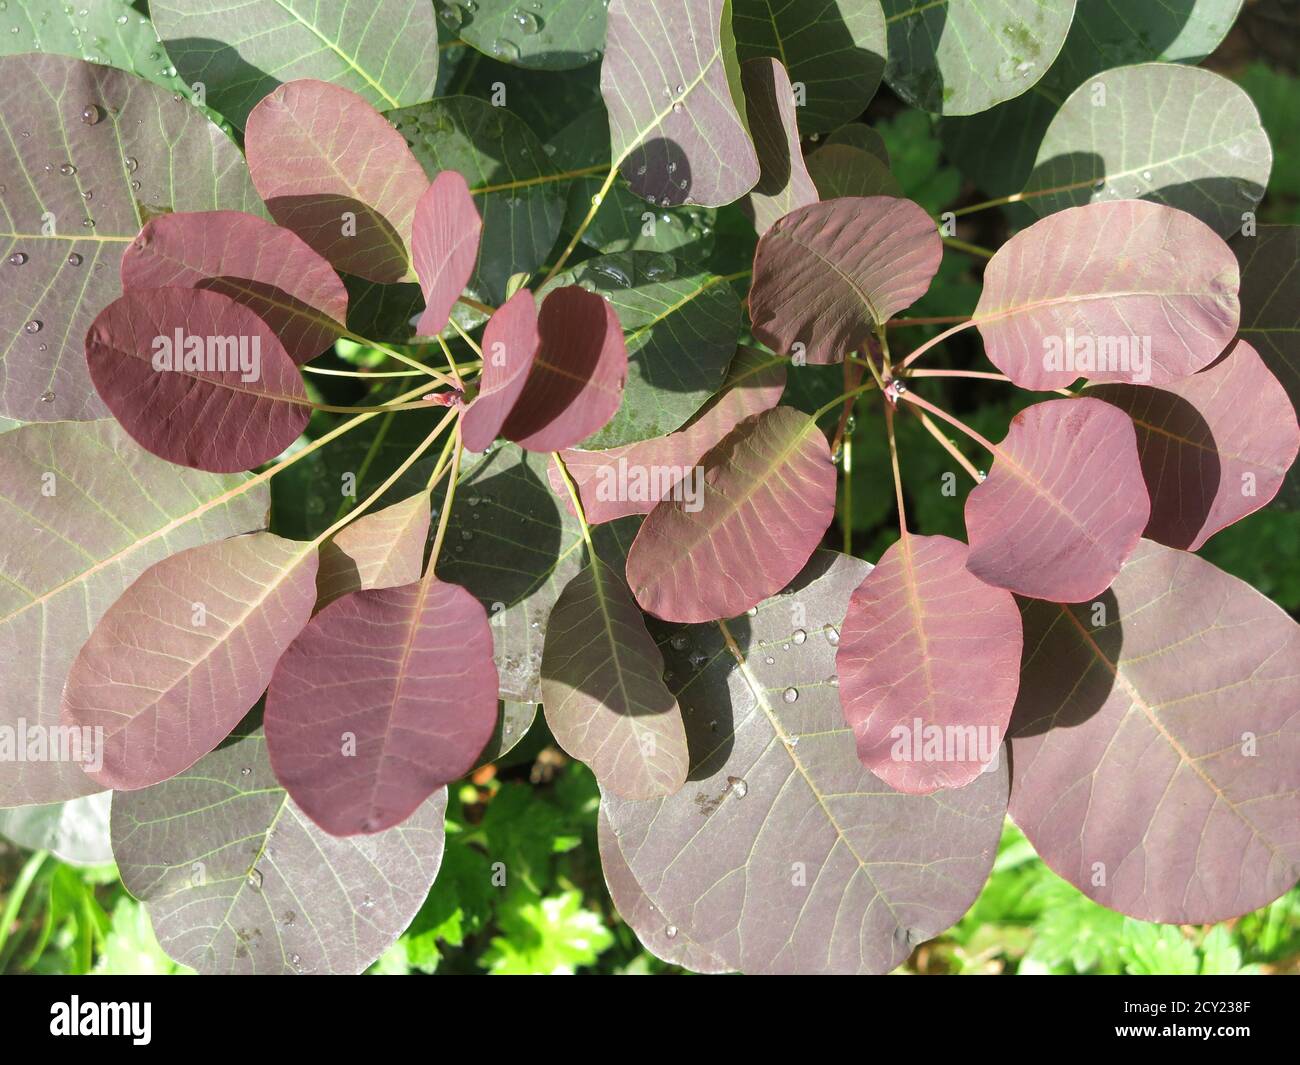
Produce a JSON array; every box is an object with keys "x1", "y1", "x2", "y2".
[
  {"x1": 964, "y1": 398, "x2": 1151, "y2": 603},
  {"x1": 412, "y1": 170, "x2": 483, "y2": 337},
  {"x1": 975, "y1": 200, "x2": 1241, "y2": 390},
  {"x1": 461, "y1": 290, "x2": 541, "y2": 452},
  {"x1": 265, "y1": 579, "x2": 498, "y2": 836},
  {"x1": 316, "y1": 494, "x2": 432, "y2": 609},
  {"x1": 85, "y1": 287, "x2": 311, "y2": 473},
  {"x1": 120, "y1": 210, "x2": 348, "y2": 365},
  {"x1": 1090, "y1": 340, "x2": 1300, "y2": 551},
  {"x1": 542, "y1": 558, "x2": 689, "y2": 800},
  {"x1": 836, "y1": 534, "x2": 1022, "y2": 794},
  {"x1": 740, "y1": 57, "x2": 817, "y2": 234},
  {"x1": 749, "y1": 196, "x2": 942, "y2": 364},
  {"x1": 626, "y1": 406, "x2": 837, "y2": 623},
  {"x1": 245, "y1": 79, "x2": 429, "y2": 284},
  {"x1": 552, "y1": 347, "x2": 787, "y2": 524},
  {"x1": 61, "y1": 533, "x2": 319, "y2": 791},
  {"x1": 1008, "y1": 540, "x2": 1300, "y2": 924},
  {"x1": 502, "y1": 286, "x2": 628, "y2": 452}
]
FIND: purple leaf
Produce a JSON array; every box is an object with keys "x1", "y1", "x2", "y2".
[
  {"x1": 603, "y1": 551, "x2": 1009, "y2": 974},
  {"x1": 112, "y1": 729, "x2": 445, "y2": 974},
  {"x1": 245, "y1": 80, "x2": 428, "y2": 284},
  {"x1": 542, "y1": 558, "x2": 689, "y2": 800},
  {"x1": 965, "y1": 398, "x2": 1150, "y2": 602},
  {"x1": 627, "y1": 406, "x2": 837, "y2": 623},
  {"x1": 316, "y1": 494, "x2": 431, "y2": 609},
  {"x1": 61, "y1": 533, "x2": 319, "y2": 791},
  {"x1": 597, "y1": 807, "x2": 731, "y2": 973},
  {"x1": 601, "y1": 0, "x2": 760, "y2": 207},
  {"x1": 837, "y1": 534, "x2": 1021, "y2": 794},
  {"x1": 412, "y1": 170, "x2": 483, "y2": 337},
  {"x1": 84, "y1": 287, "x2": 311, "y2": 473},
  {"x1": 551, "y1": 347, "x2": 787, "y2": 524},
  {"x1": 0, "y1": 420, "x2": 269, "y2": 806},
  {"x1": 265, "y1": 578, "x2": 498, "y2": 836},
  {"x1": 502, "y1": 286, "x2": 627, "y2": 452},
  {"x1": 1008, "y1": 540, "x2": 1300, "y2": 924},
  {"x1": 749, "y1": 196, "x2": 942, "y2": 364},
  {"x1": 0, "y1": 53, "x2": 263, "y2": 423},
  {"x1": 740, "y1": 57, "x2": 817, "y2": 235},
  {"x1": 120, "y1": 210, "x2": 348, "y2": 365},
  {"x1": 461, "y1": 290, "x2": 540, "y2": 453},
  {"x1": 975, "y1": 201, "x2": 1241, "y2": 390},
  {"x1": 1091, "y1": 340, "x2": 1300, "y2": 550}
]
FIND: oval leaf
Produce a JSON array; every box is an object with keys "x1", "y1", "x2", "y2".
[
  {"x1": 554, "y1": 347, "x2": 787, "y2": 524},
  {"x1": 0, "y1": 53, "x2": 263, "y2": 422},
  {"x1": 806, "y1": 143, "x2": 902, "y2": 199},
  {"x1": 741, "y1": 57, "x2": 818, "y2": 235},
  {"x1": 316, "y1": 493, "x2": 432, "y2": 608},
  {"x1": 734, "y1": 0, "x2": 886, "y2": 134},
  {"x1": 603, "y1": 551, "x2": 1009, "y2": 974},
  {"x1": 1008, "y1": 540, "x2": 1300, "y2": 923},
  {"x1": 456, "y1": 0, "x2": 608, "y2": 71},
  {"x1": 85, "y1": 287, "x2": 311, "y2": 472},
  {"x1": 1024, "y1": 63, "x2": 1272, "y2": 237},
  {"x1": 0, "y1": 420, "x2": 269, "y2": 805},
  {"x1": 542, "y1": 557, "x2": 689, "y2": 799},
  {"x1": 837, "y1": 534, "x2": 1022, "y2": 793},
  {"x1": 121, "y1": 210, "x2": 348, "y2": 365},
  {"x1": 503, "y1": 286, "x2": 627, "y2": 452},
  {"x1": 152, "y1": 0, "x2": 439, "y2": 127},
  {"x1": 750, "y1": 196, "x2": 942, "y2": 365},
  {"x1": 974, "y1": 200, "x2": 1241, "y2": 390},
  {"x1": 266, "y1": 578, "x2": 498, "y2": 835},
  {"x1": 627, "y1": 406, "x2": 837, "y2": 623},
  {"x1": 963, "y1": 398, "x2": 1150, "y2": 602},
  {"x1": 1091, "y1": 340, "x2": 1299, "y2": 550},
  {"x1": 461, "y1": 290, "x2": 541, "y2": 453},
  {"x1": 61, "y1": 532, "x2": 319, "y2": 790},
  {"x1": 881, "y1": 0, "x2": 1075, "y2": 115},
  {"x1": 112, "y1": 729, "x2": 446, "y2": 974},
  {"x1": 601, "y1": 0, "x2": 760, "y2": 207},
  {"x1": 246, "y1": 80, "x2": 429, "y2": 283},
  {"x1": 413, "y1": 170, "x2": 483, "y2": 336}
]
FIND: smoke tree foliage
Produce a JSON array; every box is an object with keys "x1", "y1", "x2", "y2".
[{"x1": 0, "y1": 0, "x2": 1296, "y2": 975}]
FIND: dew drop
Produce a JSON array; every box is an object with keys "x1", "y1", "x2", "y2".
[
  {"x1": 361, "y1": 894, "x2": 375, "y2": 909},
  {"x1": 80, "y1": 103, "x2": 103, "y2": 125},
  {"x1": 493, "y1": 38, "x2": 522, "y2": 61},
  {"x1": 8, "y1": 251, "x2": 26, "y2": 265},
  {"x1": 240, "y1": 766, "x2": 252, "y2": 776},
  {"x1": 59, "y1": 162, "x2": 76, "y2": 175},
  {"x1": 728, "y1": 776, "x2": 748, "y2": 798},
  {"x1": 825, "y1": 625, "x2": 840, "y2": 646},
  {"x1": 512, "y1": 9, "x2": 541, "y2": 34},
  {"x1": 66, "y1": 252, "x2": 82, "y2": 266},
  {"x1": 665, "y1": 925, "x2": 678, "y2": 939},
  {"x1": 792, "y1": 629, "x2": 807, "y2": 645},
  {"x1": 23, "y1": 319, "x2": 41, "y2": 333},
  {"x1": 282, "y1": 910, "x2": 296, "y2": 927},
  {"x1": 246, "y1": 867, "x2": 263, "y2": 891},
  {"x1": 782, "y1": 687, "x2": 799, "y2": 703},
  {"x1": 672, "y1": 102, "x2": 684, "y2": 114},
  {"x1": 745, "y1": 606, "x2": 758, "y2": 617},
  {"x1": 39, "y1": 390, "x2": 55, "y2": 403},
  {"x1": 670, "y1": 633, "x2": 689, "y2": 651}
]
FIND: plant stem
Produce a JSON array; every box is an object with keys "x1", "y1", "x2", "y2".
[
  {"x1": 446, "y1": 317, "x2": 482, "y2": 360},
  {"x1": 313, "y1": 406, "x2": 459, "y2": 543},
  {"x1": 308, "y1": 399, "x2": 444, "y2": 414},
  {"x1": 898, "y1": 390, "x2": 1001, "y2": 458},
  {"x1": 907, "y1": 369, "x2": 1010, "y2": 381},
  {"x1": 550, "y1": 451, "x2": 595, "y2": 552},
  {"x1": 436, "y1": 334, "x2": 465, "y2": 387},
  {"x1": 426, "y1": 427, "x2": 464, "y2": 574},
  {"x1": 897, "y1": 318, "x2": 980, "y2": 371},
  {"x1": 543, "y1": 167, "x2": 619, "y2": 284},
  {"x1": 813, "y1": 378, "x2": 880, "y2": 422},
  {"x1": 0, "y1": 850, "x2": 47, "y2": 964},
  {"x1": 842, "y1": 432, "x2": 853, "y2": 556},
  {"x1": 903, "y1": 402, "x2": 984, "y2": 484},
  {"x1": 303, "y1": 365, "x2": 429, "y2": 379},
  {"x1": 884, "y1": 401, "x2": 908, "y2": 540},
  {"x1": 943, "y1": 236, "x2": 994, "y2": 259},
  {"x1": 457, "y1": 295, "x2": 495, "y2": 317},
  {"x1": 339, "y1": 328, "x2": 452, "y2": 384},
  {"x1": 886, "y1": 315, "x2": 970, "y2": 329}
]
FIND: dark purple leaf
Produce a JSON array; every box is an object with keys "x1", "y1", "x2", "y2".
[
  {"x1": 461, "y1": 290, "x2": 540, "y2": 453},
  {"x1": 740, "y1": 57, "x2": 817, "y2": 234}
]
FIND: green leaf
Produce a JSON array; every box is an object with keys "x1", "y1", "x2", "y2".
[
  {"x1": 95, "y1": 898, "x2": 194, "y2": 975},
  {"x1": 482, "y1": 888, "x2": 614, "y2": 974},
  {"x1": 1118, "y1": 921, "x2": 1201, "y2": 975},
  {"x1": 454, "y1": 0, "x2": 607, "y2": 71},
  {"x1": 543, "y1": 252, "x2": 742, "y2": 447},
  {"x1": 152, "y1": 0, "x2": 439, "y2": 127}
]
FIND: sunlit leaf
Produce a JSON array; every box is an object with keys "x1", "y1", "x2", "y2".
[
  {"x1": 413, "y1": 170, "x2": 483, "y2": 336},
  {"x1": 0, "y1": 420, "x2": 268, "y2": 805},
  {"x1": 120, "y1": 210, "x2": 348, "y2": 365},
  {"x1": 741, "y1": 57, "x2": 817, "y2": 235},
  {"x1": 0, "y1": 54, "x2": 262, "y2": 422},
  {"x1": 62, "y1": 533, "x2": 319, "y2": 790},
  {"x1": 0, "y1": 793, "x2": 112, "y2": 866},
  {"x1": 837, "y1": 534, "x2": 1021, "y2": 793},
  {"x1": 112, "y1": 729, "x2": 446, "y2": 973},
  {"x1": 316, "y1": 493, "x2": 431, "y2": 607},
  {"x1": 265, "y1": 578, "x2": 498, "y2": 835},
  {"x1": 1008, "y1": 540, "x2": 1300, "y2": 923},
  {"x1": 750, "y1": 196, "x2": 941, "y2": 364},
  {"x1": 627, "y1": 406, "x2": 837, "y2": 622},
  {"x1": 964, "y1": 398, "x2": 1150, "y2": 602},
  {"x1": 601, "y1": 0, "x2": 760, "y2": 207},
  {"x1": 85, "y1": 287, "x2": 311, "y2": 472},
  {"x1": 974, "y1": 200, "x2": 1240, "y2": 390}
]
